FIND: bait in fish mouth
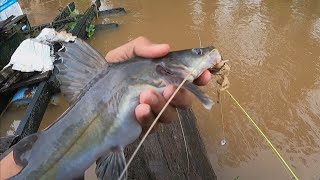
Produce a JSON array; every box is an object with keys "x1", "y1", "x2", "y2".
[{"x1": 5, "y1": 38, "x2": 224, "y2": 180}]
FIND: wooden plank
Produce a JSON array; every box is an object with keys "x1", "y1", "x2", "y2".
[
  {"x1": 98, "y1": 7, "x2": 126, "y2": 16},
  {"x1": 124, "y1": 108, "x2": 216, "y2": 180},
  {"x1": 70, "y1": 5, "x2": 96, "y2": 39},
  {"x1": 14, "y1": 81, "x2": 52, "y2": 141},
  {"x1": 94, "y1": 23, "x2": 118, "y2": 31},
  {"x1": 53, "y1": 2, "x2": 75, "y2": 22}
]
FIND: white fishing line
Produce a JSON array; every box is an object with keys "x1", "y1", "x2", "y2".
[
  {"x1": 197, "y1": 32, "x2": 202, "y2": 48},
  {"x1": 219, "y1": 92, "x2": 227, "y2": 146},
  {"x1": 177, "y1": 109, "x2": 190, "y2": 171}
]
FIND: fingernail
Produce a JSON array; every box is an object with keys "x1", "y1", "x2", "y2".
[{"x1": 151, "y1": 44, "x2": 170, "y2": 52}]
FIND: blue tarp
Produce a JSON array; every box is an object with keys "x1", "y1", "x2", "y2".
[{"x1": 0, "y1": 0, "x2": 17, "y2": 13}]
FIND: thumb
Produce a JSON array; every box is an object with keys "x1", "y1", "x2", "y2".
[{"x1": 106, "y1": 36, "x2": 170, "y2": 63}]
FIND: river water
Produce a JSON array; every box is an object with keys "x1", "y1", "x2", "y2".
[{"x1": 1, "y1": 0, "x2": 319, "y2": 179}]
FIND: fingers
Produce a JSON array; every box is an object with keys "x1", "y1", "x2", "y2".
[
  {"x1": 135, "y1": 85, "x2": 195, "y2": 135},
  {"x1": 133, "y1": 37, "x2": 170, "y2": 58},
  {"x1": 135, "y1": 81, "x2": 205, "y2": 129},
  {"x1": 163, "y1": 85, "x2": 192, "y2": 109},
  {"x1": 139, "y1": 89, "x2": 178, "y2": 124},
  {"x1": 105, "y1": 36, "x2": 170, "y2": 63},
  {"x1": 194, "y1": 70, "x2": 211, "y2": 86},
  {"x1": 135, "y1": 104, "x2": 159, "y2": 134}
]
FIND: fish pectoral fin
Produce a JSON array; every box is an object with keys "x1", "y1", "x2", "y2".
[
  {"x1": 183, "y1": 83, "x2": 214, "y2": 110},
  {"x1": 95, "y1": 147, "x2": 127, "y2": 180}
]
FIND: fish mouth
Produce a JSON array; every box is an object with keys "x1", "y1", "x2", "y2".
[
  {"x1": 165, "y1": 48, "x2": 225, "y2": 81},
  {"x1": 208, "y1": 61, "x2": 226, "y2": 74},
  {"x1": 184, "y1": 48, "x2": 224, "y2": 80},
  {"x1": 206, "y1": 49, "x2": 225, "y2": 75}
]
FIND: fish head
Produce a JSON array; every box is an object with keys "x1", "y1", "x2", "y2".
[{"x1": 156, "y1": 47, "x2": 222, "y2": 82}]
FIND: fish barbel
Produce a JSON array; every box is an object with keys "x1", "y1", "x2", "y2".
[{"x1": 8, "y1": 38, "x2": 222, "y2": 180}]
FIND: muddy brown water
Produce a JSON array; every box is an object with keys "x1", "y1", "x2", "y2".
[{"x1": 1, "y1": 0, "x2": 320, "y2": 179}]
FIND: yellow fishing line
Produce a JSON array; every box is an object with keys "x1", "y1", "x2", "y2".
[{"x1": 225, "y1": 90, "x2": 298, "y2": 180}]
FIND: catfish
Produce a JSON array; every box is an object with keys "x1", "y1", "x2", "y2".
[{"x1": 8, "y1": 38, "x2": 222, "y2": 180}]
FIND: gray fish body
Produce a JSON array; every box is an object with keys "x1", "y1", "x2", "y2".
[{"x1": 9, "y1": 39, "x2": 222, "y2": 179}]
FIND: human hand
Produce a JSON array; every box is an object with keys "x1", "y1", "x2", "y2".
[{"x1": 106, "y1": 36, "x2": 211, "y2": 133}]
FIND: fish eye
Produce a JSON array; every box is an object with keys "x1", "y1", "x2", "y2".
[{"x1": 192, "y1": 48, "x2": 202, "y2": 55}]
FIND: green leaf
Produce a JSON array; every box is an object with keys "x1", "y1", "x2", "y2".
[{"x1": 86, "y1": 24, "x2": 95, "y2": 38}]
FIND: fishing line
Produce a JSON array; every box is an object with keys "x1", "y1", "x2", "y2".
[
  {"x1": 177, "y1": 109, "x2": 190, "y2": 171},
  {"x1": 219, "y1": 91, "x2": 226, "y2": 146},
  {"x1": 197, "y1": 32, "x2": 202, "y2": 48},
  {"x1": 225, "y1": 90, "x2": 299, "y2": 180}
]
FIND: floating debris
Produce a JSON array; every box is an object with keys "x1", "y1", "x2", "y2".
[
  {"x1": 10, "y1": 86, "x2": 37, "y2": 107},
  {"x1": 215, "y1": 60, "x2": 230, "y2": 92},
  {"x1": 35, "y1": 28, "x2": 76, "y2": 44},
  {"x1": 3, "y1": 28, "x2": 76, "y2": 73},
  {"x1": 8, "y1": 86, "x2": 61, "y2": 107},
  {"x1": 4, "y1": 39, "x2": 53, "y2": 72},
  {"x1": 220, "y1": 139, "x2": 227, "y2": 146}
]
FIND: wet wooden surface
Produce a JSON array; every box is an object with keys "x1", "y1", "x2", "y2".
[{"x1": 125, "y1": 108, "x2": 216, "y2": 180}]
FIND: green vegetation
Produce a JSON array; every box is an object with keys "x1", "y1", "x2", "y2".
[
  {"x1": 68, "y1": 22, "x2": 77, "y2": 32},
  {"x1": 67, "y1": 9, "x2": 80, "y2": 32},
  {"x1": 86, "y1": 24, "x2": 95, "y2": 38}
]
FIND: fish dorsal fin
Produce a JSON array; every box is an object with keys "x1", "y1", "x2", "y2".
[
  {"x1": 56, "y1": 38, "x2": 108, "y2": 104},
  {"x1": 183, "y1": 83, "x2": 214, "y2": 109}
]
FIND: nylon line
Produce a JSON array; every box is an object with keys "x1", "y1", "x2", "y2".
[{"x1": 225, "y1": 90, "x2": 298, "y2": 180}]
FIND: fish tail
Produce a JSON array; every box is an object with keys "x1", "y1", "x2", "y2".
[{"x1": 95, "y1": 147, "x2": 127, "y2": 180}]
